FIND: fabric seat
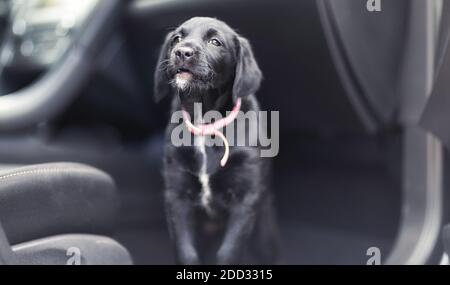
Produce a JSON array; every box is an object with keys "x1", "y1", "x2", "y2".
[{"x1": 0, "y1": 162, "x2": 119, "y2": 245}]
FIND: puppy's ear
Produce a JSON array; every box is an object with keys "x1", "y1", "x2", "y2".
[
  {"x1": 232, "y1": 36, "x2": 262, "y2": 101},
  {"x1": 154, "y1": 32, "x2": 174, "y2": 102}
]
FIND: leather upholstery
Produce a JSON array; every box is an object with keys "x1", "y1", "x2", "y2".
[{"x1": 12, "y1": 234, "x2": 132, "y2": 265}]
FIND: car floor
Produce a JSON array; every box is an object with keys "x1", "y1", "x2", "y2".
[{"x1": 112, "y1": 131, "x2": 402, "y2": 265}]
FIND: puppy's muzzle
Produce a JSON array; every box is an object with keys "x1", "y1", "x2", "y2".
[{"x1": 175, "y1": 47, "x2": 195, "y2": 62}]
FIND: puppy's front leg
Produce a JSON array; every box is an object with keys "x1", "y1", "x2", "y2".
[
  {"x1": 165, "y1": 195, "x2": 200, "y2": 265},
  {"x1": 216, "y1": 203, "x2": 256, "y2": 265}
]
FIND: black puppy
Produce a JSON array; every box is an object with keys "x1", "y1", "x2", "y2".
[{"x1": 154, "y1": 17, "x2": 278, "y2": 265}]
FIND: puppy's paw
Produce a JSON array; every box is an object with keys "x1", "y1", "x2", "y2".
[
  {"x1": 178, "y1": 250, "x2": 201, "y2": 265},
  {"x1": 216, "y1": 249, "x2": 238, "y2": 265}
]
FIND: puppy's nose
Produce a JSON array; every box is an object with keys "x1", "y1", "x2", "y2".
[{"x1": 175, "y1": 47, "x2": 194, "y2": 60}]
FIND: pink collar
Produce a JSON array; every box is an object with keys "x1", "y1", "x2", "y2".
[{"x1": 182, "y1": 98, "x2": 242, "y2": 167}]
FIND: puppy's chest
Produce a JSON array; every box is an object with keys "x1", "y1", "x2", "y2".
[{"x1": 187, "y1": 137, "x2": 244, "y2": 210}]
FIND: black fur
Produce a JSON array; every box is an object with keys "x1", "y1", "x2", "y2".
[{"x1": 154, "y1": 17, "x2": 278, "y2": 265}]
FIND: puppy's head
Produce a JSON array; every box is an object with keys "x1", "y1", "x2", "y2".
[{"x1": 154, "y1": 17, "x2": 262, "y2": 103}]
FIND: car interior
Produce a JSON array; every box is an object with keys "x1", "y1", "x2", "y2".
[{"x1": 0, "y1": 0, "x2": 449, "y2": 265}]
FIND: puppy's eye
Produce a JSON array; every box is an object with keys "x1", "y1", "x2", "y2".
[
  {"x1": 172, "y1": 36, "x2": 182, "y2": 44},
  {"x1": 208, "y1": 38, "x2": 222, "y2": 47}
]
